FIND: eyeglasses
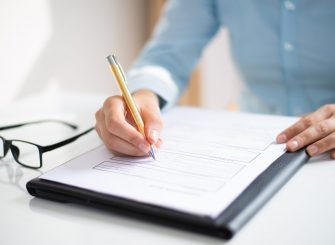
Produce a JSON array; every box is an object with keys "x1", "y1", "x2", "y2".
[{"x1": 0, "y1": 120, "x2": 94, "y2": 169}]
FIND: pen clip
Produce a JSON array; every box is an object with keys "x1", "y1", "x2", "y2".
[{"x1": 115, "y1": 60, "x2": 127, "y2": 84}]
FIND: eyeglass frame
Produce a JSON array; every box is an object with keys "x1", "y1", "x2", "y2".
[{"x1": 0, "y1": 120, "x2": 94, "y2": 169}]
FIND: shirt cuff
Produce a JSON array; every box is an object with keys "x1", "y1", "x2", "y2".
[{"x1": 127, "y1": 66, "x2": 179, "y2": 111}]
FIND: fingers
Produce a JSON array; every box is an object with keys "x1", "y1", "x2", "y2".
[
  {"x1": 330, "y1": 149, "x2": 335, "y2": 159},
  {"x1": 133, "y1": 90, "x2": 163, "y2": 145},
  {"x1": 286, "y1": 118, "x2": 335, "y2": 152},
  {"x1": 95, "y1": 96, "x2": 150, "y2": 156},
  {"x1": 95, "y1": 122, "x2": 147, "y2": 156},
  {"x1": 277, "y1": 105, "x2": 334, "y2": 144},
  {"x1": 95, "y1": 91, "x2": 164, "y2": 157},
  {"x1": 306, "y1": 132, "x2": 335, "y2": 157},
  {"x1": 275, "y1": 104, "x2": 335, "y2": 157},
  {"x1": 142, "y1": 109, "x2": 163, "y2": 145},
  {"x1": 156, "y1": 138, "x2": 163, "y2": 148},
  {"x1": 96, "y1": 117, "x2": 163, "y2": 157},
  {"x1": 102, "y1": 96, "x2": 150, "y2": 150}
]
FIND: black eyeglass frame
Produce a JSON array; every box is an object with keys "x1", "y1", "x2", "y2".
[{"x1": 0, "y1": 120, "x2": 94, "y2": 169}]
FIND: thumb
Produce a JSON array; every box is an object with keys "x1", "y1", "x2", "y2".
[
  {"x1": 141, "y1": 106, "x2": 163, "y2": 145},
  {"x1": 133, "y1": 90, "x2": 163, "y2": 145}
]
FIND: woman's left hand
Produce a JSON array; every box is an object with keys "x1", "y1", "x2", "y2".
[{"x1": 276, "y1": 104, "x2": 335, "y2": 159}]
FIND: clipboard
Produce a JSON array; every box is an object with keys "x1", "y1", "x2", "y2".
[{"x1": 26, "y1": 149, "x2": 309, "y2": 239}]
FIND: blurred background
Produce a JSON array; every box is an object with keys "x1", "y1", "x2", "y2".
[{"x1": 0, "y1": 0, "x2": 242, "y2": 110}]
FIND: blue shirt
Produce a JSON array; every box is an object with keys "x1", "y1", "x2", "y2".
[{"x1": 127, "y1": 0, "x2": 335, "y2": 116}]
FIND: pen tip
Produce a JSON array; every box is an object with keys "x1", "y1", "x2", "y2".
[{"x1": 149, "y1": 146, "x2": 156, "y2": 160}]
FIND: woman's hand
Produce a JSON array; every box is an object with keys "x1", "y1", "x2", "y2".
[
  {"x1": 95, "y1": 89, "x2": 163, "y2": 156},
  {"x1": 276, "y1": 104, "x2": 335, "y2": 159}
]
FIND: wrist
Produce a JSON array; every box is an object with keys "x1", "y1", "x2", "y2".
[{"x1": 132, "y1": 89, "x2": 160, "y2": 108}]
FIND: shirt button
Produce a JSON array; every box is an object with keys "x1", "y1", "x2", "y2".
[
  {"x1": 284, "y1": 0, "x2": 296, "y2": 11},
  {"x1": 283, "y1": 42, "x2": 294, "y2": 51}
]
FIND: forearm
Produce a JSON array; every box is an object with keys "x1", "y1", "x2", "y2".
[{"x1": 127, "y1": 0, "x2": 220, "y2": 110}]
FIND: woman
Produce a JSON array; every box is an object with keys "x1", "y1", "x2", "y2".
[{"x1": 95, "y1": 0, "x2": 335, "y2": 158}]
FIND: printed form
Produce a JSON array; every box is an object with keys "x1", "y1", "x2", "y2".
[{"x1": 40, "y1": 107, "x2": 298, "y2": 218}]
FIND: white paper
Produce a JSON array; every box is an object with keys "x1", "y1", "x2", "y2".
[{"x1": 40, "y1": 107, "x2": 298, "y2": 218}]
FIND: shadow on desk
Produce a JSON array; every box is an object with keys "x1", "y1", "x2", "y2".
[
  {"x1": 29, "y1": 197, "x2": 226, "y2": 244},
  {"x1": 0, "y1": 161, "x2": 43, "y2": 193}
]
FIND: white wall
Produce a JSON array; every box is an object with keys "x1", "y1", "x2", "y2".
[
  {"x1": 0, "y1": 0, "x2": 149, "y2": 106},
  {"x1": 0, "y1": 1, "x2": 241, "y2": 110}
]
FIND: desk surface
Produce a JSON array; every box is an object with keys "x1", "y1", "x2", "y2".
[{"x1": 1, "y1": 91, "x2": 335, "y2": 245}]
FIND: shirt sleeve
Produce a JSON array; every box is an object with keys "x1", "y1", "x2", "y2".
[{"x1": 127, "y1": 0, "x2": 220, "y2": 110}]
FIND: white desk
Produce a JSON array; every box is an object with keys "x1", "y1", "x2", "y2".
[{"x1": 1, "y1": 91, "x2": 335, "y2": 245}]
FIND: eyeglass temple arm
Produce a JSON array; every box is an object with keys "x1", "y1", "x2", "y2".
[
  {"x1": 0, "y1": 119, "x2": 78, "y2": 131},
  {"x1": 41, "y1": 127, "x2": 95, "y2": 153}
]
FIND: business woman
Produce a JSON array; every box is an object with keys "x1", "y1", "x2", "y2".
[{"x1": 95, "y1": 0, "x2": 335, "y2": 159}]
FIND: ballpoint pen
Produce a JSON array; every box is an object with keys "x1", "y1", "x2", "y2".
[{"x1": 106, "y1": 54, "x2": 156, "y2": 160}]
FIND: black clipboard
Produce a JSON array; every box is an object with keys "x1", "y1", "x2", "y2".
[{"x1": 26, "y1": 149, "x2": 309, "y2": 240}]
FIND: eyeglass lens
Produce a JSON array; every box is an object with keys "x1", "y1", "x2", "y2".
[
  {"x1": 0, "y1": 138, "x2": 4, "y2": 157},
  {"x1": 10, "y1": 141, "x2": 41, "y2": 168}
]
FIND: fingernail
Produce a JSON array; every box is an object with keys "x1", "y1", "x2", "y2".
[
  {"x1": 307, "y1": 145, "x2": 318, "y2": 156},
  {"x1": 157, "y1": 138, "x2": 163, "y2": 147},
  {"x1": 138, "y1": 143, "x2": 149, "y2": 153},
  {"x1": 287, "y1": 140, "x2": 299, "y2": 151},
  {"x1": 150, "y1": 129, "x2": 159, "y2": 143},
  {"x1": 277, "y1": 134, "x2": 287, "y2": 143}
]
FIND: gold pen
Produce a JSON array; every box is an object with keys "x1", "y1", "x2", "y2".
[{"x1": 106, "y1": 54, "x2": 156, "y2": 160}]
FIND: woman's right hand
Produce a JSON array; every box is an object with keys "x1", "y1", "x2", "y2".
[{"x1": 95, "y1": 89, "x2": 163, "y2": 156}]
